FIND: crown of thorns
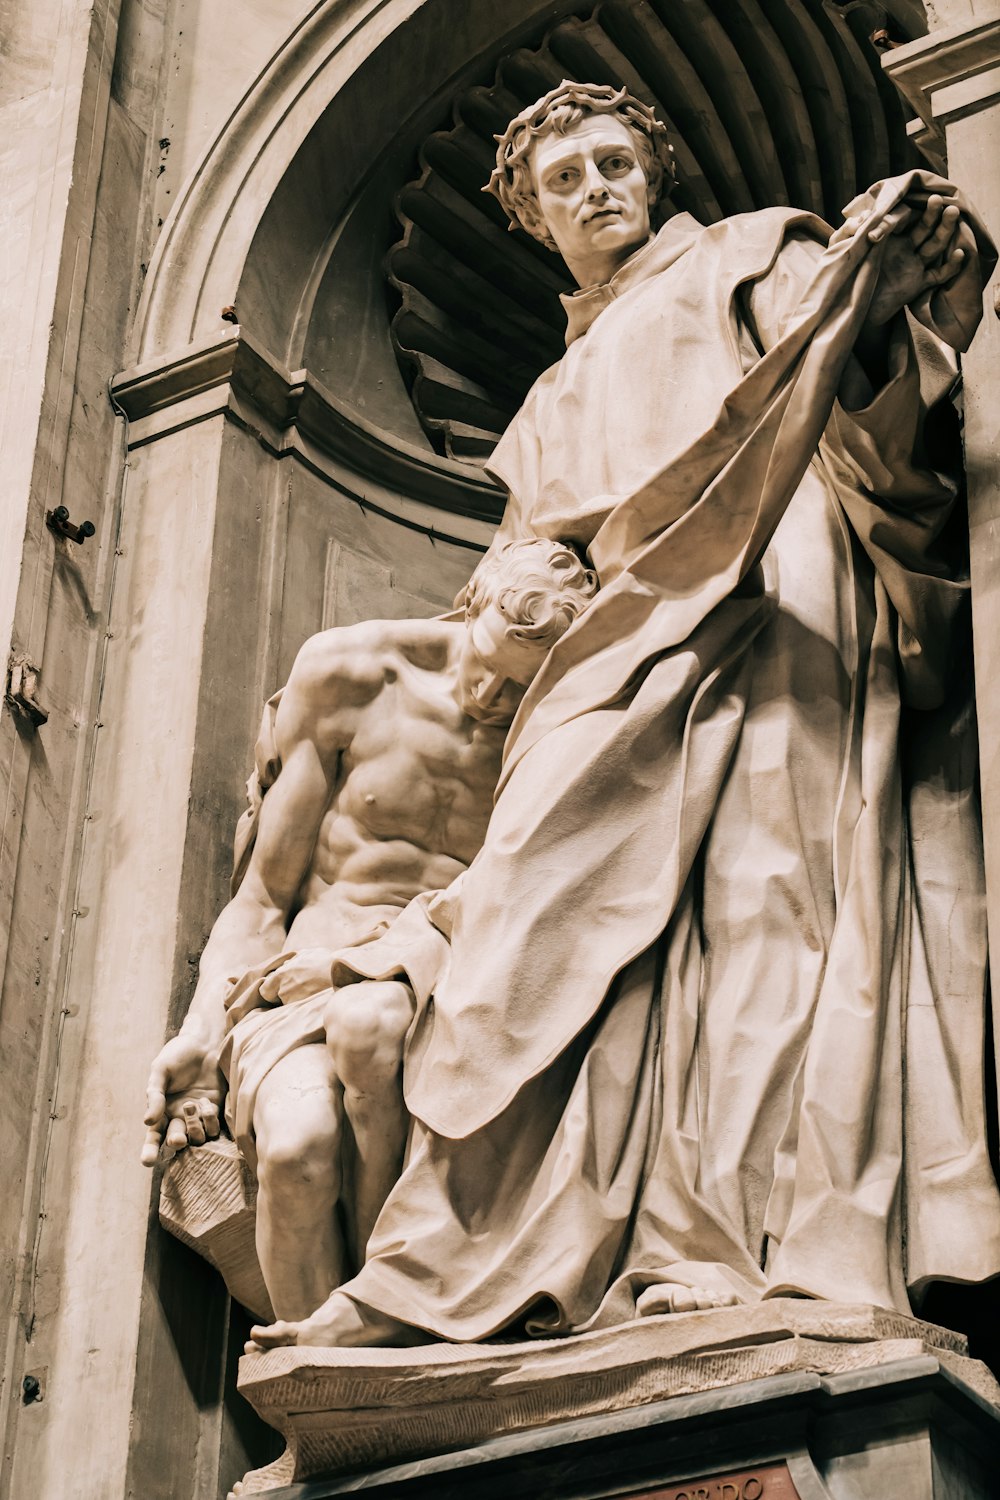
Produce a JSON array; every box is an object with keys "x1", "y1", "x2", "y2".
[{"x1": 485, "y1": 81, "x2": 675, "y2": 247}]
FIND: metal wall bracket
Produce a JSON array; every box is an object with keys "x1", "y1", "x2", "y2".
[
  {"x1": 46, "y1": 506, "x2": 95, "y2": 545},
  {"x1": 6, "y1": 656, "x2": 49, "y2": 727}
]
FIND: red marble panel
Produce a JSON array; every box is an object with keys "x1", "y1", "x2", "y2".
[{"x1": 623, "y1": 1463, "x2": 801, "y2": 1500}]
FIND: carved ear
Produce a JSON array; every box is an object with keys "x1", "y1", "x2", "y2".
[
  {"x1": 645, "y1": 159, "x2": 664, "y2": 209},
  {"x1": 517, "y1": 202, "x2": 559, "y2": 252}
]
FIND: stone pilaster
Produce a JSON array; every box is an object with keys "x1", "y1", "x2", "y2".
[{"x1": 885, "y1": 18, "x2": 1000, "y2": 1041}]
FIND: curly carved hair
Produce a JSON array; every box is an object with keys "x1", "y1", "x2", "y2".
[
  {"x1": 464, "y1": 537, "x2": 597, "y2": 651},
  {"x1": 485, "y1": 80, "x2": 675, "y2": 250}
]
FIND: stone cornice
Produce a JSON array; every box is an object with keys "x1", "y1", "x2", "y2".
[
  {"x1": 884, "y1": 17, "x2": 1000, "y2": 147},
  {"x1": 111, "y1": 329, "x2": 504, "y2": 528}
]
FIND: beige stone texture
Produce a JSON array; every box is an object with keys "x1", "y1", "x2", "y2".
[
  {"x1": 885, "y1": 9, "x2": 1000, "y2": 1102},
  {"x1": 144, "y1": 538, "x2": 595, "y2": 1326},
  {"x1": 234, "y1": 1301, "x2": 997, "y2": 1491},
  {"x1": 0, "y1": 2, "x2": 179, "y2": 1493}
]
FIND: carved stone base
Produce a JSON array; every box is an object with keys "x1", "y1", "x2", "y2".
[
  {"x1": 158, "y1": 1137, "x2": 273, "y2": 1322},
  {"x1": 233, "y1": 1300, "x2": 999, "y2": 1493},
  {"x1": 230, "y1": 1346, "x2": 1000, "y2": 1499}
]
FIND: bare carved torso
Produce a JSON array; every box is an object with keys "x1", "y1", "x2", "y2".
[{"x1": 284, "y1": 619, "x2": 504, "y2": 951}]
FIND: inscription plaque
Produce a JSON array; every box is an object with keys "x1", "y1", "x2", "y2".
[{"x1": 623, "y1": 1462, "x2": 802, "y2": 1500}]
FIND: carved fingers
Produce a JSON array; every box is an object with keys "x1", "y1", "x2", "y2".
[
  {"x1": 869, "y1": 199, "x2": 971, "y2": 325},
  {"x1": 829, "y1": 200, "x2": 910, "y2": 248},
  {"x1": 831, "y1": 189, "x2": 970, "y2": 324},
  {"x1": 140, "y1": 1124, "x2": 165, "y2": 1168},
  {"x1": 145, "y1": 1095, "x2": 221, "y2": 1164},
  {"x1": 862, "y1": 201, "x2": 914, "y2": 245},
  {"x1": 914, "y1": 203, "x2": 967, "y2": 288},
  {"x1": 143, "y1": 1038, "x2": 195, "y2": 1141},
  {"x1": 141, "y1": 1035, "x2": 223, "y2": 1165},
  {"x1": 889, "y1": 193, "x2": 965, "y2": 284},
  {"x1": 166, "y1": 1097, "x2": 221, "y2": 1152},
  {"x1": 849, "y1": 191, "x2": 969, "y2": 327}
]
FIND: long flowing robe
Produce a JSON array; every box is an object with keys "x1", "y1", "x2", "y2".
[{"x1": 326, "y1": 173, "x2": 1000, "y2": 1336}]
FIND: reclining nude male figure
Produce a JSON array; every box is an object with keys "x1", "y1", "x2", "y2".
[{"x1": 141, "y1": 538, "x2": 596, "y2": 1322}]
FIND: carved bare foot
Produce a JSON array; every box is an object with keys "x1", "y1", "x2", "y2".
[
  {"x1": 636, "y1": 1283, "x2": 740, "y2": 1316},
  {"x1": 245, "y1": 1291, "x2": 427, "y2": 1351}
]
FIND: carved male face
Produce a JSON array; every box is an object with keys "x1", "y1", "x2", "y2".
[
  {"x1": 456, "y1": 603, "x2": 550, "y2": 726},
  {"x1": 530, "y1": 114, "x2": 652, "y2": 286}
]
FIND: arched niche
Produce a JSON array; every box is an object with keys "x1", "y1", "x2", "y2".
[
  {"x1": 119, "y1": 0, "x2": 930, "y2": 535},
  {"x1": 107, "y1": 0, "x2": 939, "y2": 880},
  {"x1": 106, "y1": 0, "x2": 943, "y2": 1072},
  {"x1": 108, "y1": 3, "x2": 936, "y2": 1086},
  {"x1": 104, "y1": 1, "x2": 954, "y2": 1486},
  {"x1": 121, "y1": 0, "x2": 586, "y2": 530}
]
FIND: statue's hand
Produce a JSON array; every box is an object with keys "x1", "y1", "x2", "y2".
[
  {"x1": 142, "y1": 1034, "x2": 223, "y2": 1166},
  {"x1": 258, "y1": 947, "x2": 336, "y2": 1004},
  {"x1": 837, "y1": 192, "x2": 967, "y2": 326}
]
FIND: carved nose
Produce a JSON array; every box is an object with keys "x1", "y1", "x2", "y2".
[{"x1": 583, "y1": 162, "x2": 608, "y2": 200}]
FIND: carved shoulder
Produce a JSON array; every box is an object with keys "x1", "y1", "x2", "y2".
[
  {"x1": 291, "y1": 621, "x2": 396, "y2": 696},
  {"x1": 277, "y1": 618, "x2": 452, "y2": 758},
  {"x1": 276, "y1": 623, "x2": 391, "y2": 756}
]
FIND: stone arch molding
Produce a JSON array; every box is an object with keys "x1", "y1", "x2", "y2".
[
  {"x1": 131, "y1": 0, "x2": 361, "y2": 361},
  {"x1": 135, "y1": 0, "x2": 546, "y2": 362},
  {"x1": 118, "y1": 0, "x2": 582, "y2": 528}
]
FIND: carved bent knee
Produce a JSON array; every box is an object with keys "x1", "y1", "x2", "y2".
[
  {"x1": 254, "y1": 1116, "x2": 341, "y2": 1211},
  {"x1": 253, "y1": 1060, "x2": 342, "y2": 1206},
  {"x1": 324, "y1": 980, "x2": 414, "y2": 1095}
]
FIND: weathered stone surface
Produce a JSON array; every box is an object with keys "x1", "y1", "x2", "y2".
[
  {"x1": 236, "y1": 1353, "x2": 1000, "y2": 1498},
  {"x1": 160, "y1": 1138, "x2": 273, "y2": 1323},
  {"x1": 7, "y1": 4, "x2": 1000, "y2": 1499},
  {"x1": 234, "y1": 1301, "x2": 997, "y2": 1491},
  {"x1": 885, "y1": 16, "x2": 1000, "y2": 1084}
]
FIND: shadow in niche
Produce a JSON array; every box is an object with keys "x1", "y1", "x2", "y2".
[
  {"x1": 127, "y1": 1220, "x2": 279, "y2": 1498},
  {"x1": 223, "y1": 1300, "x2": 285, "y2": 1490},
  {"x1": 155, "y1": 1230, "x2": 230, "y2": 1401},
  {"x1": 921, "y1": 995, "x2": 1000, "y2": 1383},
  {"x1": 922, "y1": 1277, "x2": 1000, "y2": 1384}
]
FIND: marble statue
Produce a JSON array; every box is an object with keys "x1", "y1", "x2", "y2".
[
  {"x1": 141, "y1": 536, "x2": 596, "y2": 1318},
  {"x1": 242, "y1": 82, "x2": 1000, "y2": 1353}
]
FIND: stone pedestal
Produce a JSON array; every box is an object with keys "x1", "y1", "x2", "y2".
[
  {"x1": 240, "y1": 1355, "x2": 1000, "y2": 1499},
  {"x1": 232, "y1": 1302, "x2": 1000, "y2": 1496}
]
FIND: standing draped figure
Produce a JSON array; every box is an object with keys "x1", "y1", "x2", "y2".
[{"x1": 251, "y1": 83, "x2": 1000, "y2": 1351}]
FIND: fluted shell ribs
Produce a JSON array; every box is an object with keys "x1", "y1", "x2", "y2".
[{"x1": 386, "y1": 0, "x2": 920, "y2": 462}]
